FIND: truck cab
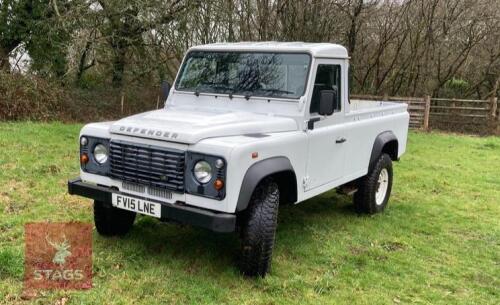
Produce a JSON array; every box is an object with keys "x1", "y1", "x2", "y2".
[{"x1": 69, "y1": 42, "x2": 409, "y2": 277}]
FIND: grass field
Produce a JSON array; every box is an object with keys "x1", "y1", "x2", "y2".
[{"x1": 0, "y1": 122, "x2": 499, "y2": 305}]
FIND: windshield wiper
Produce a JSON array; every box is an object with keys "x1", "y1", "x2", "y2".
[
  {"x1": 211, "y1": 84, "x2": 234, "y2": 92},
  {"x1": 193, "y1": 84, "x2": 233, "y2": 96},
  {"x1": 256, "y1": 88, "x2": 294, "y2": 95},
  {"x1": 210, "y1": 84, "x2": 238, "y2": 99},
  {"x1": 193, "y1": 84, "x2": 204, "y2": 97}
]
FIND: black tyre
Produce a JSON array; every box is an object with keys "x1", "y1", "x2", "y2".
[
  {"x1": 94, "y1": 200, "x2": 136, "y2": 236},
  {"x1": 354, "y1": 153, "x2": 393, "y2": 214},
  {"x1": 239, "y1": 178, "x2": 279, "y2": 277}
]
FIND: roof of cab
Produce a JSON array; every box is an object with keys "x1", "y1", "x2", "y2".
[{"x1": 189, "y1": 42, "x2": 349, "y2": 59}]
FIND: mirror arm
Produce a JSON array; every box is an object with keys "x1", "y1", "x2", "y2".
[{"x1": 307, "y1": 117, "x2": 321, "y2": 130}]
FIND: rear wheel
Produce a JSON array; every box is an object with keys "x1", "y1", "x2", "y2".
[
  {"x1": 94, "y1": 200, "x2": 136, "y2": 236},
  {"x1": 239, "y1": 178, "x2": 279, "y2": 277},
  {"x1": 354, "y1": 153, "x2": 393, "y2": 214}
]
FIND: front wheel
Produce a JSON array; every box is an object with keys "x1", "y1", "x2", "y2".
[
  {"x1": 238, "y1": 178, "x2": 280, "y2": 277},
  {"x1": 354, "y1": 153, "x2": 393, "y2": 214}
]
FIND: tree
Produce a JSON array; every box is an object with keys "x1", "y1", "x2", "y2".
[
  {"x1": 0, "y1": 0, "x2": 36, "y2": 71},
  {"x1": 94, "y1": 0, "x2": 195, "y2": 87}
]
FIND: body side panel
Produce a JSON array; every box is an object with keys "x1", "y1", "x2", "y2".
[{"x1": 220, "y1": 131, "x2": 309, "y2": 213}]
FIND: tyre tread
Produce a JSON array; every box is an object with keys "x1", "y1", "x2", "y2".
[
  {"x1": 354, "y1": 153, "x2": 393, "y2": 214},
  {"x1": 239, "y1": 178, "x2": 279, "y2": 277}
]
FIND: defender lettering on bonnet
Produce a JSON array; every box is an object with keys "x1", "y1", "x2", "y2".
[
  {"x1": 69, "y1": 42, "x2": 409, "y2": 278},
  {"x1": 117, "y1": 125, "x2": 179, "y2": 139}
]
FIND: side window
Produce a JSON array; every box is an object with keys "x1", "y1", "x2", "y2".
[{"x1": 310, "y1": 64, "x2": 341, "y2": 114}]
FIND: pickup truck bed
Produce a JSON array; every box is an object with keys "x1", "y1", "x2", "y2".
[{"x1": 349, "y1": 99, "x2": 406, "y2": 112}]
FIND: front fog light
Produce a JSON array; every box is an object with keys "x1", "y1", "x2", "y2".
[
  {"x1": 93, "y1": 144, "x2": 108, "y2": 164},
  {"x1": 194, "y1": 160, "x2": 212, "y2": 184}
]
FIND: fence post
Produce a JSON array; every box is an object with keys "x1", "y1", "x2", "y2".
[
  {"x1": 490, "y1": 97, "x2": 499, "y2": 134},
  {"x1": 489, "y1": 96, "x2": 498, "y2": 118},
  {"x1": 423, "y1": 95, "x2": 431, "y2": 131},
  {"x1": 120, "y1": 93, "x2": 124, "y2": 114}
]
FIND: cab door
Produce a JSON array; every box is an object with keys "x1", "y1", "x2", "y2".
[{"x1": 305, "y1": 60, "x2": 348, "y2": 191}]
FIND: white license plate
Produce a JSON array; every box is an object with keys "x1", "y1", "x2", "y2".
[{"x1": 112, "y1": 194, "x2": 161, "y2": 218}]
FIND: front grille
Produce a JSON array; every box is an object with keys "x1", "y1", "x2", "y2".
[
  {"x1": 122, "y1": 181, "x2": 146, "y2": 193},
  {"x1": 147, "y1": 187, "x2": 173, "y2": 199},
  {"x1": 109, "y1": 140, "x2": 185, "y2": 192}
]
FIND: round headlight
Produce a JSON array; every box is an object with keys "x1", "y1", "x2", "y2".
[
  {"x1": 194, "y1": 160, "x2": 212, "y2": 184},
  {"x1": 93, "y1": 144, "x2": 108, "y2": 164}
]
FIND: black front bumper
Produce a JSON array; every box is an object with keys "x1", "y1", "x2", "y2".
[{"x1": 68, "y1": 178, "x2": 236, "y2": 233}]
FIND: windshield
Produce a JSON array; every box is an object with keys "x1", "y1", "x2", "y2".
[{"x1": 175, "y1": 51, "x2": 311, "y2": 99}]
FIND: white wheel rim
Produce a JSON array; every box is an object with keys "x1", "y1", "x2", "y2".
[{"x1": 375, "y1": 168, "x2": 389, "y2": 206}]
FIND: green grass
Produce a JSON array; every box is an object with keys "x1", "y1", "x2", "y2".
[{"x1": 0, "y1": 122, "x2": 499, "y2": 305}]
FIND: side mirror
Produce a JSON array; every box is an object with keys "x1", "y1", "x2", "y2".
[
  {"x1": 318, "y1": 90, "x2": 337, "y2": 116},
  {"x1": 161, "y1": 81, "x2": 171, "y2": 101}
]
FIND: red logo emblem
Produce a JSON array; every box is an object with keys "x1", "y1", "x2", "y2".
[{"x1": 24, "y1": 222, "x2": 92, "y2": 290}]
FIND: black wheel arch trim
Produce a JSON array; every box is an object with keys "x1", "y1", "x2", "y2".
[
  {"x1": 236, "y1": 156, "x2": 297, "y2": 212},
  {"x1": 369, "y1": 131, "x2": 399, "y2": 171}
]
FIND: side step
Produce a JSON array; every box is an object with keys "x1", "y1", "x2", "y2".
[{"x1": 336, "y1": 184, "x2": 358, "y2": 196}]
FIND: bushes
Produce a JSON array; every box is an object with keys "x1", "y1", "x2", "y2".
[
  {"x1": 0, "y1": 72, "x2": 68, "y2": 121},
  {"x1": 0, "y1": 72, "x2": 160, "y2": 122}
]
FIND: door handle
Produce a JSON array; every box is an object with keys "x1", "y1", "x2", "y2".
[{"x1": 335, "y1": 137, "x2": 347, "y2": 144}]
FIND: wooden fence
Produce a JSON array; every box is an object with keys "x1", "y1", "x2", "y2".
[{"x1": 351, "y1": 94, "x2": 499, "y2": 134}]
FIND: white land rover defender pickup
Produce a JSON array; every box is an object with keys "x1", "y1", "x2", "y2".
[{"x1": 68, "y1": 42, "x2": 409, "y2": 277}]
